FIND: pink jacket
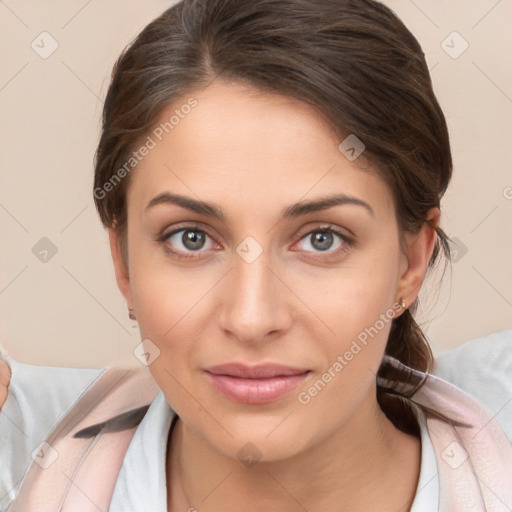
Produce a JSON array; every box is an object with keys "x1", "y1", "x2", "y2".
[{"x1": 7, "y1": 356, "x2": 512, "y2": 511}]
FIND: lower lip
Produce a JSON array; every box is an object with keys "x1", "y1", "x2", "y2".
[{"x1": 205, "y1": 372, "x2": 310, "y2": 404}]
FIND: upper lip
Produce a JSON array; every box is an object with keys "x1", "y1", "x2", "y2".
[{"x1": 205, "y1": 363, "x2": 310, "y2": 379}]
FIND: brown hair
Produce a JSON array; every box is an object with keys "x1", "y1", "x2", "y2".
[{"x1": 93, "y1": 0, "x2": 452, "y2": 435}]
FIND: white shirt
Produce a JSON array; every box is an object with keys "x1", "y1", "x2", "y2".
[{"x1": 1, "y1": 329, "x2": 511, "y2": 512}]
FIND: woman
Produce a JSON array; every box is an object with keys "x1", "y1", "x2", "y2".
[{"x1": 1, "y1": 0, "x2": 511, "y2": 511}]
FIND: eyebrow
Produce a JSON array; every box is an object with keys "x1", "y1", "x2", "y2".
[{"x1": 145, "y1": 192, "x2": 374, "y2": 220}]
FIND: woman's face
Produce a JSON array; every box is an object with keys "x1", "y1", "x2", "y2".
[{"x1": 111, "y1": 80, "x2": 430, "y2": 462}]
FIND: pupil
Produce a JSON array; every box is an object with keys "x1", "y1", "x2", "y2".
[
  {"x1": 183, "y1": 230, "x2": 205, "y2": 250},
  {"x1": 312, "y1": 231, "x2": 333, "y2": 251}
]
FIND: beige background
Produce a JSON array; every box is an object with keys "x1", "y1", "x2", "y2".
[{"x1": 0, "y1": 0, "x2": 511, "y2": 368}]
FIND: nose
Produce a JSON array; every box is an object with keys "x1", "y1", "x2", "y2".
[{"x1": 217, "y1": 248, "x2": 292, "y2": 345}]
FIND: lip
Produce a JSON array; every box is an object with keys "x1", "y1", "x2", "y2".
[{"x1": 204, "y1": 363, "x2": 310, "y2": 404}]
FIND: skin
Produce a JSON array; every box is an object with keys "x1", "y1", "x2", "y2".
[
  {"x1": 0, "y1": 359, "x2": 10, "y2": 408},
  {"x1": 109, "y1": 80, "x2": 439, "y2": 512}
]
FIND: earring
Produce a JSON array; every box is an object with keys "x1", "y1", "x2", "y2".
[
  {"x1": 400, "y1": 297, "x2": 406, "y2": 310},
  {"x1": 128, "y1": 307, "x2": 136, "y2": 320}
]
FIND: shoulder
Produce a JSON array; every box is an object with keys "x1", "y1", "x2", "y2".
[
  {"x1": 1, "y1": 354, "x2": 105, "y2": 422},
  {"x1": 0, "y1": 350, "x2": 105, "y2": 425},
  {"x1": 0, "y1": 349, "x2": 104, "y2": 509},
  {"x1": 432, "y1": 329, "x2": 512, "y2": 441}
]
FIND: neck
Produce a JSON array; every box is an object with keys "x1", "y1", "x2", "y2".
[{"x1": 166, "y1": 388, "x2": 421, "y2": 512}]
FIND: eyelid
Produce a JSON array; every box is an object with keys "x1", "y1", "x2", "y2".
[
  {"x1": 159, "y1": 222, "x2": 217, "y2": 242},
  {"x1": 294, "y1": 223, "x2": 354, "y2": 245}
]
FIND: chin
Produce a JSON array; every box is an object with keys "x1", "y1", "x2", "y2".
[
  {"x1": 221, "y1": 436, "x2": 307, "y2": 466},
  {"x1": 200, "y1": 412, "x2": 315, "y2": 463}
]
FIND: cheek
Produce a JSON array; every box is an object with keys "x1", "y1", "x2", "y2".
[
  {"x1": 127, "y1": 239, "x2": 224, "y2": 393},
  {"x1": 130, "y1": 263, "x2": 205, "y2": 347},
  {"x1": 295, "y1": 241, "x2": 402, "y2": 393},
  {"x1": 126, "y1": 238, "x2": 179, "y2": 343},
  {"x1": 297, "y1": 243, "x2": 401, "y2": 343},
  {"x1": 128, "y1": 259, "x2": 209, "y2": 412},
  {"x1": 291, "y1": 267, "x2": 400, "y2": 443}
]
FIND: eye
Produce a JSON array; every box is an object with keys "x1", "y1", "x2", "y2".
[
  {"x1": 295, "y1": 226, "x2": 352, "y2": 255},
  {"x1": 158, "y1": 223, "x2": 353, "y2": 261},
  {"x1": 160, "y1": 225, "x2": 218, "y2": 259}
]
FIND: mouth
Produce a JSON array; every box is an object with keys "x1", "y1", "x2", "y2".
[{"x1": 204, "y1": 363, "x2": 311, "y2": 404}]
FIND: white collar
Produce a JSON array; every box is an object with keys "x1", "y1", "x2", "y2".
[
  {"x1": 108, "y1": 392, "x2": 439, "y2": 512},
  {"x1": 109, "y1": 390, "x2": 176, "y2": 512},
  {"x1": 409, "y1": 408, "x2": 440, "y2": 512}
]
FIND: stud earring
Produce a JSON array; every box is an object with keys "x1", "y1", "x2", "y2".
[
  {"x1": 128, "y1": 307, "x2": 136, "y2": 320},
  {"x1": 400, "y1": 297, "x2": 406, "y2": 310}
]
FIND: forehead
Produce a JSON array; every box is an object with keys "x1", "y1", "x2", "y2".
[{"x1": 126, "y1": 81, "x2": 394, "y2": 220}]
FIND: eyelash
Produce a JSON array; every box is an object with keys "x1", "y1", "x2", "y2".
[{"x1": 158, "y1": 223, "x2": 354, "y2": 261}]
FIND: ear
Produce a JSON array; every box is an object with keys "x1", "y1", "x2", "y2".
[
  {"x1": 396, "y1": 208, "x2": 440, "y2": 308},
  {"x1": 108, "y1": 227, "x2": 133, "y2": 307}
]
